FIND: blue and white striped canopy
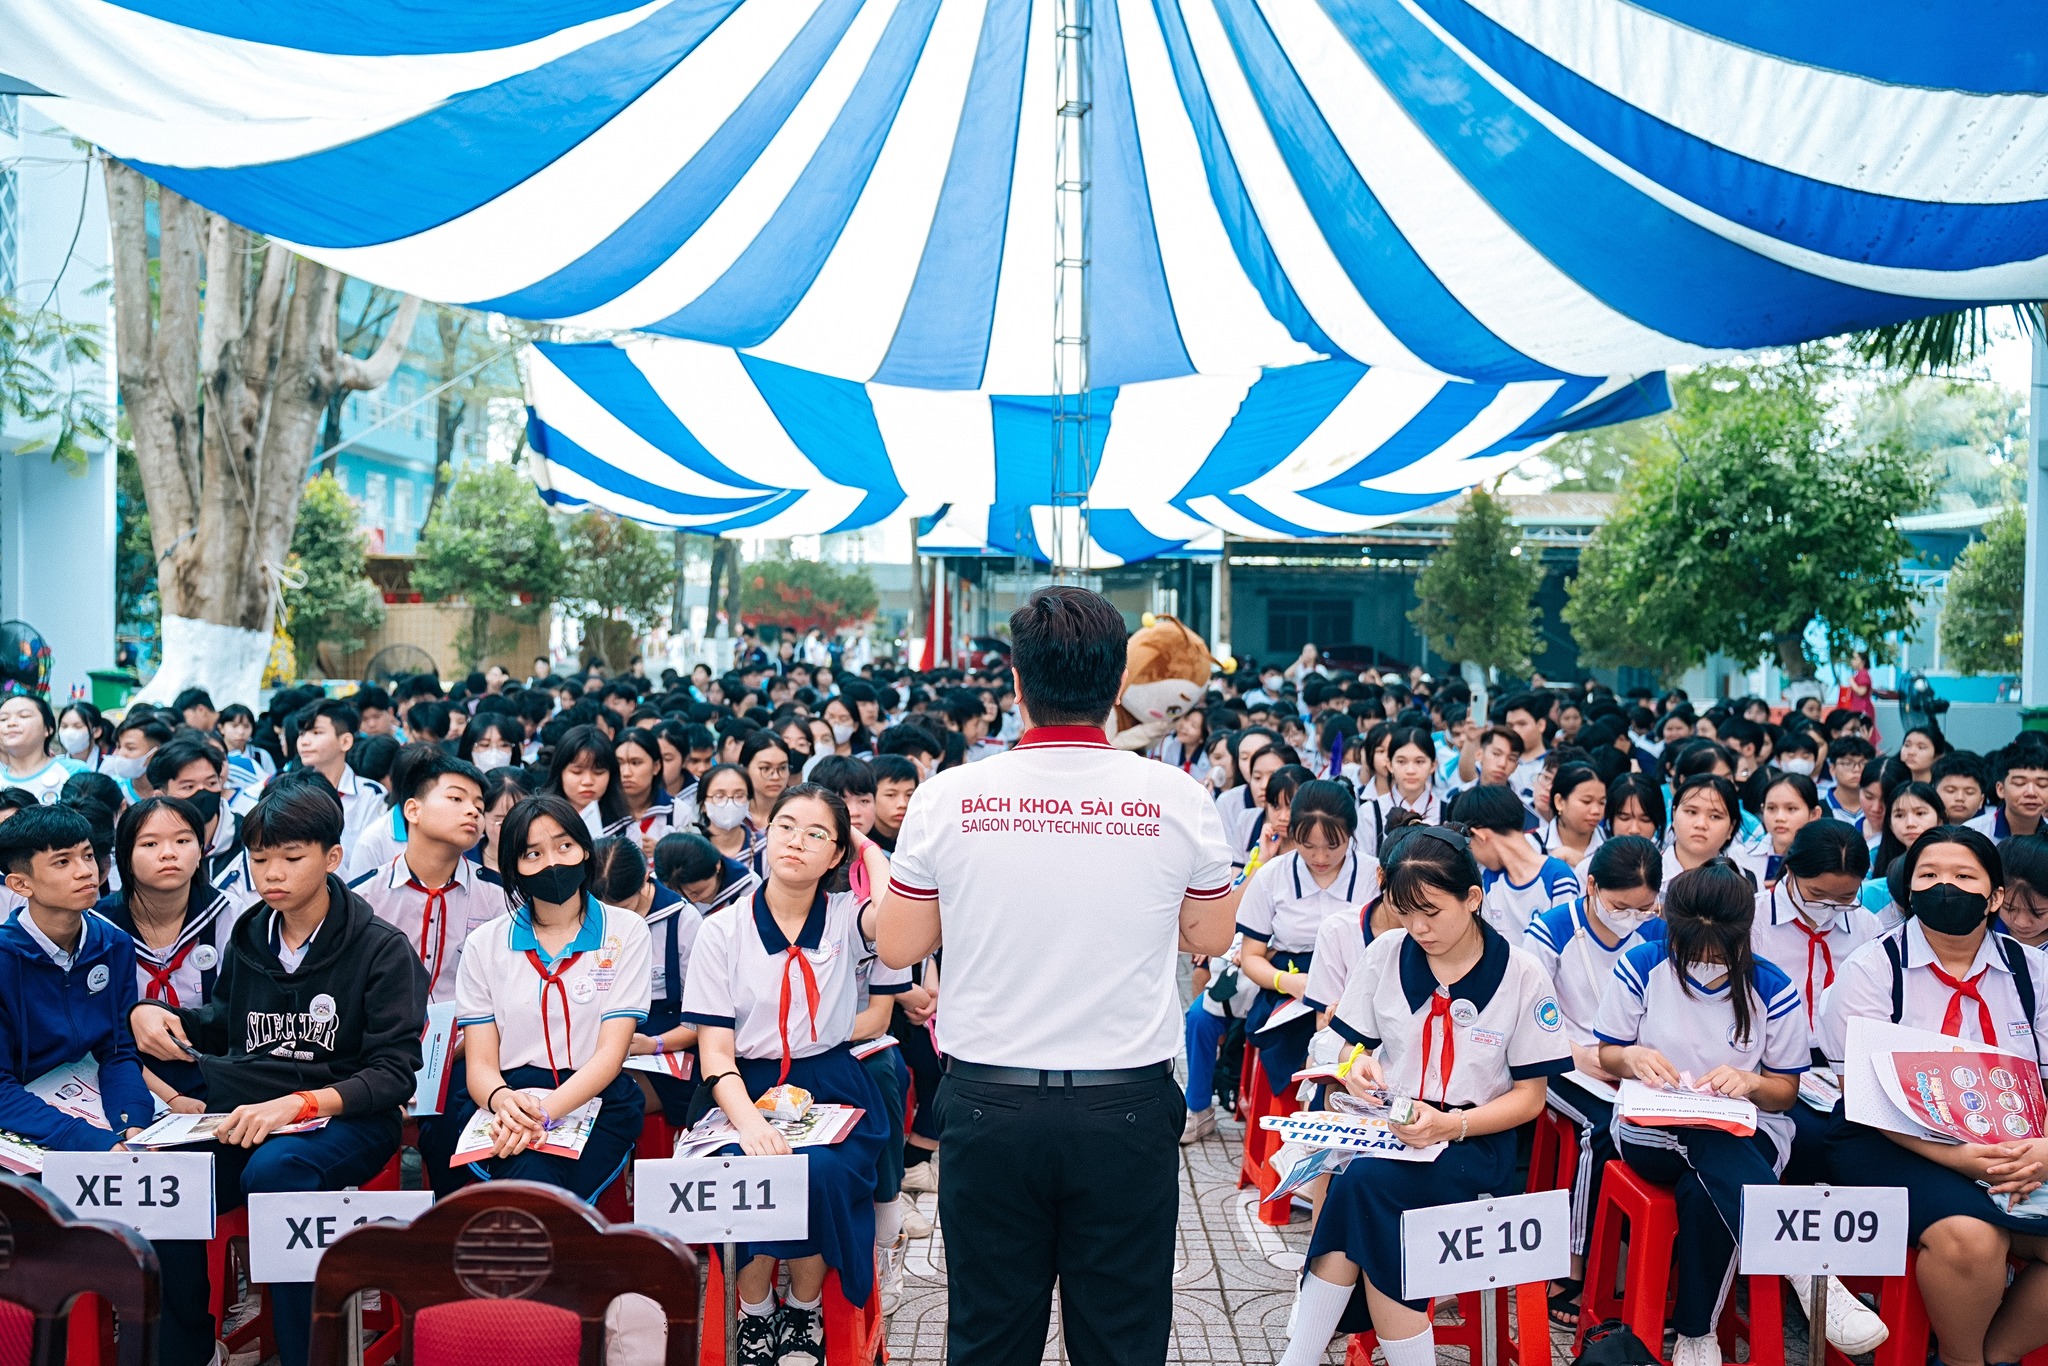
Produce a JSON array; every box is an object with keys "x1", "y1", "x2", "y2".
[
  {"x1": 524, "y1": 337, "x2": 1669, "y2": 564},
  {"x1": 14, "y1": 0, "x2": 2048, "y2": 391}
]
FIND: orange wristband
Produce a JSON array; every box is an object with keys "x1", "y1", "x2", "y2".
[{"x1": 291, "y1": 1091, "x2": 320, "y2": 1124}]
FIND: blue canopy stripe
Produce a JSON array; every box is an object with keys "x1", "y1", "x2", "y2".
[{"x1": 17, "y1": 0, "x2": 2048, "y2": 390}]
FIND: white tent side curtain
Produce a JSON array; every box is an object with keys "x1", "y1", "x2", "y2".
[
  {"x1": 14, "y1": 0, "x2": 2048, "y2": 390},
  {"x1": 521, "y1": 336, "x2": 1670, "y2": 565}
]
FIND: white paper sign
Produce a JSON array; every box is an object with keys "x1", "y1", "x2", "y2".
[
  {"x1": 409, "y1": 1002, "x2": 459, "y2": 1117},
  {"x1": 634, "y1": 1156, "x2": 809, "y2": 1242},
  {"x1": 44, "y1": 1151, "x2": 214, "y2": 1241},
  {"x1": 1401, "y1": 1189, "x2": 1570, "y2": 1300},
  {"x1": 1738, "y1": 1185, "x2": 1908, "y2": 1277},
  {"x1": 247, "y1": 1191, "x2": 433, "y2": 1283}
]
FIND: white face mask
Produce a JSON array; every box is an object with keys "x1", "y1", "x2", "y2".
[
  {"x1": 101, "y1": 753, "x2": 145, "y2": 780},
  {"x1": 831, "y1": 722, "x2": 857, "y2": 745},
  {"x1": 1594, "y1": 893, "x2": 1656, "y2": 937},
  {"x1": 705, "y1": 798, "x2": 750, "y2": 831},
  {"x1": 1262, "y1": 676, "x2": 1282, "y2": 692},
  {"x1": 471, "y1": 747, "x2": 513, "y2": 771},
  {"x1": 57, "y1": 726, "x2": 92, "y2": 757},
  {"x1": 1779, "y1": 757, "x2": 1815, "y2": 776}
]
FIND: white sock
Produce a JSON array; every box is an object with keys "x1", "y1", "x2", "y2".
[
  {"x1": 740, "y1": 1295, "x2": 775, "y2": 1319},
  {"x1": 1379, "y1": 1325, "x2": 1438, "y2": 1366},
  {"x1": 875, "y1": 1196, "x2": 902, "y2": 1247},
  {"x1": 1278, "y1": 1273, "x2": 1354, "y2": 1366},
  {"x1": 786, "y1": 1290, "x2": 822, "y2": 1313}
]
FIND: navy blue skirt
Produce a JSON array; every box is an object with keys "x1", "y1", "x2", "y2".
[
  {"x1": 1246, "y1": 949, "x2": 1316, "y2": 1088},
  {"x1": 1308, "y1": 1127, "x2": 1518, "y2": 1326},
  {"x1": 639, "y1": 1006, "x2": 698, "y2": 1116},
  {"x1": 704, "y1": 1045, "x2": 890, "y2": 1307},
  {"x1": 452, "y1": 1065, "x2": 643, "y2": 1202},
  {"x1": 1825, "y1": 1103, "x2": 2046, "y2": 1238}
]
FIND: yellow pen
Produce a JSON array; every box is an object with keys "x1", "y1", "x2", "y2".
[{"x1": 1337, "y1": 1043, "x2": 1365, "y2": 1079}]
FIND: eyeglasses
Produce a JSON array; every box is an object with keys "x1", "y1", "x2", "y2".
[
  {"x1": 754, "y1": 764, "x2": 791, "y2": 780},
  {"x1": 768, "y1": 819, "x2": 836, "y2": 849}
]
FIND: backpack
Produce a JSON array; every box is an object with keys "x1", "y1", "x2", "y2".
[{"x1": 1572, "y1": 1320, "x2": 1659, "y2": 1366}]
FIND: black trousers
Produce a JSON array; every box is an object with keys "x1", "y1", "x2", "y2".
[{"x1": 936, "y1": 1070, "x2": 1184, "y2": 1366}]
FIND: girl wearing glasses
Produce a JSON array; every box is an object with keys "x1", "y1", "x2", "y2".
[
  {"x1": 681, "y1": 783, "x2": 895, "y2": 1365},
  {"x1": 738, "y1": 733, "x2": 793, "y2": 843}
]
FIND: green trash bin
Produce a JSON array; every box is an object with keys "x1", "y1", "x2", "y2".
[
  {"x1": 2024, "y1": 707, "x2": 2048, "y2": 735},
  {"x1": 88, "y1": 668, "x2": 140, "y2": 713}
]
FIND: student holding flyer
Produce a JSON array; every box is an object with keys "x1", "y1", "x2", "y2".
[{"x1": 1820, "y1": 827, "x2": 2048, "y2": 1366}]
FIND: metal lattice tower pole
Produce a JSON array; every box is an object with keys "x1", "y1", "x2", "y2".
[{"x1": 1051, "y1": 0, "x2": 1091, "y2": 579}]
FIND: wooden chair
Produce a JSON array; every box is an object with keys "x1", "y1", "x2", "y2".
[
  {"x1": 306, "y1": 1180, "x2": 699, "y2": 1366},
  {"x1": 0, "y1": 1176, "x2": 159, "y2": 1366}
]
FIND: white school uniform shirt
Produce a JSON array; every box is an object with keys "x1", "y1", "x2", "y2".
[
  {"x1": 1817, "y1": 919, "x2": 2048, "y2": 1071},
  {"x1": 1510, "y1": 753, "x2": 1547, "y2": 808},
  {"x1": 454, "y1": 898, "x2": 653, "y2": 1074},
  {"x1": 109, "y1": 886, "x2": 243, "y2": 1010},
  {"x1": 1592, "y1": 939, "x2": 1808, "y2": 1158},
  {"x1": 1356, "y1": 788, "x2": 1444, "y2": 860},
  {"x1": 344, "y1": 805, "x2": 407, "y2": 881},
  {"x1": 1236, "y1": 848, "x2": 1369, "y2": 956},
  {"x1": 645, "y1": 888, "x2": 700, "y2": 1006},
  {"x1": 602, "y1": 800, "x2": 680, "y2": 847},
  {"x1": 1523, "y1": 898, "x2": 1662, "y2": 1050},
  {"x1": 1303, "y1": 902, "x2": 1378, "y2": 1014},
  {"x1": 351, "y1": 851, "x2": 510, "y2": 1004},
  {"x1": 332, "y1": 767, "x2": 387, "y2": 859},
  {"x1": 1534, "y1": 819, "x2": 1605, "y2": 867},
  {"x1": 1660, "y1": 843, "x2": 1766, "y2": 892},
  {"x1": 1330, "y1": 922, "x2": 1571, "y2": 1108},
  {"x1": 1481, "y1": 857, "x2": 1581, "y2": 943},
  {"x1": 678, "y1": 886, "x2": 875, "y2": 1065},
  {"x1": 889, "y1": 725, "x2": 1236, "y2": 1071},
  {"x1": 1750, "y1": 881, "x2": 1883, "y2": 1047},
  {"x1": 0, "y1": 756, "x2": 85, "y2": 805},
  {"x1": 205, "y1": 813, "x2": 260, "y2": 912},
  {"x1": 1215, "y1": 785, "x2": 1263, "y2": 860}
]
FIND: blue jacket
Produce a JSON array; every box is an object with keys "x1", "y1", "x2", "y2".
[{"x1": 0, "y1": 908, "x2": 153, "y2": 1150}]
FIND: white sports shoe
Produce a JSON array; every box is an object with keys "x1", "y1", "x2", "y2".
[
  {"x1": 901, "y1": 1156, "x2": 940, "y2": 1195},
  {"x1": 878, "y1": 1233, "x2": 907, "y2": 1315},
  {"x1": 1787, "y1": 1274, "x2": 1890, "y2": 1355},
  {"x1": 899, "y1": 1197, "x2": 934, "y2": 1239},
  {"x1": 1673, "y1": 1334, "x2": 1722, "y2": 1366},
  {"x1": 1181, "y1": 1107, "x2": 1218, "y2": 1145}
]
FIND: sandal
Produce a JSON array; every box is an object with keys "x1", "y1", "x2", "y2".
[{"x1": 1548, "y1": 1278, "x2": 1583, "y2": 1331}]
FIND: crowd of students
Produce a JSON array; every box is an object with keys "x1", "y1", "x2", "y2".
[
  {"x1": 1175, "y1": 665, "x2": 2048, "y2": 1366},
  {"x1": 0, "y1": 655, "x2": 1004, "y2": 1366},
  {"x1": 5, "y1": 646, "x2": 2048, "y2": 1366}
]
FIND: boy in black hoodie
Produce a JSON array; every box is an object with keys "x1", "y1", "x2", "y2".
[{"x1": 130, "y1": 779, "x2": 429, "y2": 1366}]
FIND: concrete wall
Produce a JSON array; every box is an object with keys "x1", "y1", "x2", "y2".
[{"x1": 322, "y1": 602, "x2": 552, "y2": 682}]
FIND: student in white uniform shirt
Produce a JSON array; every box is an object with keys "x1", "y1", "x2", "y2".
[
  {"x1": 1595, "y1": 862, "x2": 1828, "y2": 1366},
  {"x1": 1664, "y1": 775, "x2": 1765, "y2": 889},
  {"x1": 1758, "y1": 773, "x2": 1825, "y2": 888},
  {"x1": 1232, "y1": 744, "x2": 1296, "y2": 871},
  {"x1": 144, "y1": 735, "x2": 258, "y2": 911},
  {"x1": 0, "y1": 695, "x2": 87, "y2": 805},
  {"x1": 1279, "y1": 824, "x2": 1571, "y2": 1366},
  {"x1": 96, "y1": 795, "x2": 245, "y2": 1112},
  {"x1": 545, "y1": 724, "x2": 629, "y2": 842},
  {"x1": 1456, "y1": 785, "x2": 1581, "y2": 940},
  {"x1": 1995, "y1": 836, "x2": 2048, "y2": 950},
  {"x1": 1535, "y1": 764, "x2": 1607, "y2": 872},
  {"x1": 1213, "y1": 726, "x2": 1278, "y2": 853},
  {"x1": 1503, "y1": 693, "x2": 1553, "y2": 807},
  {"x1": 1233, "y1": 781, "x2": 1365, "y2": 1121},
  {"x1": 682, "y1": 784, "x2": 895, "y2": 1365},
  {"x1": 451, "y1": 793, "x2": 652, "y2": 1203},
  {"x1": 1356, "y1": 727, "x2": 1443, "y2": 858},
  {"x1": 1521, "y1": 835, "x2": 1664, "y2": 1328},
  {"x1": 343, "y1": 742, "x2": 438, "y2": 880},
  {"x1": 293, "y1": 699, "x2": 385, "y2": 856},
  {"x1": 1820, "y1": 827, "x2": 2048, "y2": 1366},
  {"x1": 604, "y1": 729, "x2": 679, "y2": 854}
]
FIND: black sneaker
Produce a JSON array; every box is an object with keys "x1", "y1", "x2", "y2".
[
  {"x1": 775, "y1": 1304, "x2": 825, "y2": 1366},
  {"x1": 735, "y1": 1310, "x2": 779, "y2": 1366}
]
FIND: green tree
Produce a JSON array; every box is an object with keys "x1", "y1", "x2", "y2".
[
  {"x1": 1523, "y1": 415, "x2": 1667, "y2": 493},
  {"x1": 1563, "y1": 356, "x2": 1936, "y2": 680},
  {"x1": 1940, "y1": 505, "x2": 2025, "y2": 676},
  {"x1": 1, "y1": 293, "x2": 110, "y2": 466},
  {"x1": 741, "y1": 559, "x2": 878, "y2": 635},
  {"x1": 413, "y1": 461, "x2": 565, "y2": 669},
  {"x1": 559, "y1": 509, "x2": 676, "y2": 669},
  {"x1": 282, "y1": 473, "x2": 385, "y2": 676},
  {"x1": 115, "y1": 438, "x2": 157, "y2": 634},
  {"x1": 1408, "y1": 486, "x2": 1544, "y2": 699}
]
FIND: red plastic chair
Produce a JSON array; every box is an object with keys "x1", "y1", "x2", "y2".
[
  {"x1": 305, "y1": 1180, "x2": 699, "y2": 1366},
  {"x1": 0, "y1": 1176, "x2": 159, "y2": 1366},
  {"x1": 1526, "y1": 1107, "x2": 1580, "y2": 1195},
  {"x1": 1343, "y1": 1285, "x2": 1552, "y2": 1366},
  {"x1": 698, "y1": 1253, "x2": 881, "y2": 1366},
  {"x1": 1235, "y1": 1046, "x2": 1296, "y2": 1227}
]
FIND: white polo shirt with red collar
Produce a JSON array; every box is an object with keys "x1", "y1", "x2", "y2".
[{"x1": 888, "y1": 724, "x2": 1236, "y2": 1071}]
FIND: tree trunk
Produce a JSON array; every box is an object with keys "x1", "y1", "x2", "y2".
[
  {"x1": 424, "y1": 308, "x2": 467, "y2": 529},
  {"x1": 670, "y1": 531, "x2": 690, "y2": 633},
  {"x1": 109, "y1": 162, "x2": 419, "y2": 707},
  {"x1": 723, "y1": 542, "x2": 745, "y2": 633},
  {"x1": 706, "y1": 539, "x2": 730, "y2": 637},
  {"x1": 1774, "y1": 625, "x2": 1816, "y2": 681}
]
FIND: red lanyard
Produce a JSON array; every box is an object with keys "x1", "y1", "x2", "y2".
[
  {"x1": 408, "y1": 877, "x2": 458, "y2": 996},
  {"x1": 141, "y1": 938, "x2": 200, "y2": 1008},
  {"x1": 1792, "y1": 921, "x2": 1834, "y2": 1027},
  {"x1": 776, "y1": 946, "x2": 821, "y2": 1085},
  {"x1": 1931, "y1": 963, "x2": 1998, "y2": 1043},
  {"x1": 523, "y1": 949, "x2": 586, "y2": 1083},
  {"x1": 1418, "y1": 992, "x2": 1456, "y2": 1105}
]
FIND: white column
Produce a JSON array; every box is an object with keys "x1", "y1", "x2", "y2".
[{"x1": 2026, "y1": 331, "x2": 2048, "y2": 709}]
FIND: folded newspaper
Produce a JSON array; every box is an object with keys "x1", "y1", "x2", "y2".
[
  {"x1": 669, "y1": 1103, "x2": 866, "y2": 1159},
  {"x1": 1616, "y1": 1078, "x2": 1759, "y2": 1137},
  {"x1": 449, "y1": 1092, "x2": 600, "y2": 1164},
  {"x1": 126, "y1": 1111, "x2": 329, "y2": 1148},
  {"x1": 1258, "y1": 1110, "x2": 1444, "y2": 1162},
  {"x1": 623, "y1": 1051, "x2": 696, "y2": 1081}
]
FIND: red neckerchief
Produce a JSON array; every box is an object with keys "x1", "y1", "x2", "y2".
[
  {"x1": 141, "y1": 938, "x2": 200, "y2": 1007},
  {"x1": 776, "y1": 946, "x2": 821, "y2": 1086},
  {"x1": 1790, "y1": 919, "x2": 1834, "y2": 1028},
  {"x1": 1930, "y1": 962, "x2": 1997, "y2": 1043},
  {"x1": 407, "y1": 875, "x2": 459, "y2": 997},
  {"x1": 1418, "y1": 991, "x2": 1456, "y2": 1105},
  {"x1": 524, "y1": 947, "x2": 586, "y2": 1083}
]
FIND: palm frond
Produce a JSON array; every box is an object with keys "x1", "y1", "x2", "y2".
[{"x1": 1846, "y1": 302, "x2": 2043, "y2": 373}]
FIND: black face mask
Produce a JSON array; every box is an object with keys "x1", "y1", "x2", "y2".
[
  {"x1": 523, "y1": 861, "x2": 586, "y2": 906},
  {"x1": 1911, "y1": 881, "x2": 1991, "y2": 936},
  {"x1": 187, "y1": 790, "x2": 222, "y2": 825}
]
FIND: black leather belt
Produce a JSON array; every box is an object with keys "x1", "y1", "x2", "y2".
[{"x1": 945, "y1": 1059, "x2": 1173, "y2": 1088}]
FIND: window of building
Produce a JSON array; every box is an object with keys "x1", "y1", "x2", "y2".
[
  {"x1": 393, "y1": 477, "x2": 413, "y2": 536},
  {"x1": 0, "y1": 95, "x2": 16, "y2": 137},
  {"x1": 1267, "y1": 598, "x2": 1352, "y2": 655},
  {"x1": 0, "y1": 168, "x2": 17, "y2": 298},
  {"x1": 363, "y1": 472, "x2": 388, "y2": 530}
]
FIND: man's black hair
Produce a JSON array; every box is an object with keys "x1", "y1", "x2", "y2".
[
  {"x1": 407, "y1": 700, "x2": 452, "y2": 742},
  {"x1": 809, "y1": 754, "x2": 877, "y2": 798},
  {"x1": 869, "y1": 753, "x2": 921, "y2": 787},
  {"x1": 876, "y1": 725, "x2": 941, "y2": 761},
  {"x1": 145, "y1": 734, "x2": 225, "y2": 790},
  {"x1": 401, "y1": 748, "x2": 486, "y2": 806},
  {"x1": 0, "y1": 803, "x2": 95, "y2": 877},
  {"x1": 296, "y1": 697, "x2": 362, "y2": 737},
  {"x1": 172, "y1": 687, "x2": 216, "y2": 715},
  {"x1": 354, "y1": 685, "x2": 394, "y2": 714},
  {"x1": 349, "y1": 734, "x2": 401, "y2": 784},
  {"x1": 116, "y1": 714, "x2": 174, "y2": 746},
  {"x1": 1008, "y1": 585, "x2": 1126, "y2": 726},
  {"x1": 243, "y1": 780, "x2": 346, "y2": 851},
  {"x1": 1448, "y1": 783, "x2": 1532, "y2": 834}
]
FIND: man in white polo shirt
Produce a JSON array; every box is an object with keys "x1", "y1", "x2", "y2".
[{"x1": 877, "y1": 586, "x2": 1242, "y2": 1366}]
